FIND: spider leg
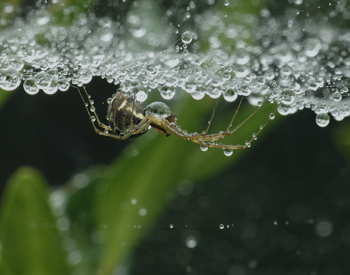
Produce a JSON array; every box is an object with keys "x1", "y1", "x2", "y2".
[
  {"x1": 240, "y1": 103, "x2": 278, "y2": 149},
  {"x1": 227, "y1": 98, "x2": 268, "y2": 135},
  {"x1": 77, "y1": 86, "x2": 134, "y2": 140},
  {"x1": 154, "y1": 98, "x2": 277, "y2": 150},
  {"x1": 226, "y1": 97, "x2": 244, "y2": 132},
  {"x1": 154, "y1": 118, "x2": 245, "y2": 149},
  {"x1": 193, "y1": 97, "x2": 270, "y2": 143},
  {"x1": 129, "y1": 90, "x2": 137, "y2": 131},
  {"x1": 204, "y1": 98, "x2": 219, "y2": 134},
  {"x1": 79, "y1": 86, "x2": 112, "y2": 131}
]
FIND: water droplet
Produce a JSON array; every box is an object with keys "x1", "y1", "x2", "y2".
[
  {"x1": 99, "y1": 27, "x2": 113, "y2": 42},
  {"x1": 181, "y1": 31, "x2": 193, "y2": 44},
  {"x1": 315, "y1": 220, "x2": 333, "y2": 237},
  {"x1": 278, "y1": 105, "x2": 290, "y2": 116},
  {"x1": 224, "y1": 0, "x2": 229, "y2": 6},
  {"x1": 303, "y1": 38, "x2": 322, "y2": 58},
  {"x1": 138, "y1": 207, "x2": 147, "y2": 216},
  {"x1": 186, "y1": 235, "x2": 197, "y2": 248},
  {"x1": 223, "y1": 88, "x2": 238, "y2": 102},
  {"x1": 315, "y1": 113, "x2": 330, "y2": 127},
  {"x1": 0, "y1": 69, "x2": 22, "y2": 91},
  {"x1": 332, "y1": 91, "x2": 342, "y2": 102},
  {"x1": 191, "y1": 90, "x2": 205, "y2": 100},
  {"x1": 23, "y1": 78, "x2": 39, "y2": 95},
  {"x1": 280, "y1": 89, "x2": 295, "y2": 105},
  {"x1": 43, "y1": 83, "x2": 58, "y2": 95},
  {"x1": 219, "y1": 224, "x2": 224, "y2": 229},
  {"x1": 67, "y1": 250, "x2": 83, "y2": 265},
  {"x1": 58, "y1": 79, "x2": 70, "y2": 92},
  {"x1": 91, "y1": 116, "x2": 96, "y2": 122},
  {"x1": 144, "y1": 102, "x2": 173, "y2": 118},
  {"x1": 200, "y1": 145, "x2": 208, "y2": 152},
  {"x1": 131, "y1": 198, "x2": 137, "y2": 204},
  {"x1": 223, "y1": 149, "x2": 233, "y2": 156},
  {"x1": 169, "y1": 224, "x2": 174, "y2": 229},
  {"x1": 159, "y1": 86, "x2": 175, "y2": 100},
  {"x1": 34, "y1": 71, "x2": 52, "y2": 89},
  {"x1": 236, "y1": 49, "x2": 250, "y2": 65}
]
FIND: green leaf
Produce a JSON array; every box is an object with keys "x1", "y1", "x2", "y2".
[
  {"x1": 332, "y1": 121, "x2": 350, "y2": 163},
  {"x1": 0, "y1": 89, "x2": 12, "y2": 109},
  {"x1": 0, "y1": 167, "x2": 70, "y2": 275},
  {"x1": 64, "y1": 167, "x2": 107, "y2": 275}
]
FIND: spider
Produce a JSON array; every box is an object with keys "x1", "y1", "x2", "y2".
[{"x1": 77, "y1": 86, "x2": 277, "y2": 152}]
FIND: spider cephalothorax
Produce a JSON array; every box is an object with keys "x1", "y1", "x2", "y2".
[{"x1": 78, "y1": 86, "x2": 276, "y2": 152}]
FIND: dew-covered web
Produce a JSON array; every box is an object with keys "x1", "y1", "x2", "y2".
[{"x1": 0, "y1": 0, "x2": 350, "y2": 128}]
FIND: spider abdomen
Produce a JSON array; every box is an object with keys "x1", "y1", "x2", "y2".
[{"x1": 107, "y1": 91, "x2": 147, "y2": 137}]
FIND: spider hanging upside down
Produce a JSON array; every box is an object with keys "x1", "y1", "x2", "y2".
[{"x1": 77, "y1": 86, "x2": 276, "y2": 151}]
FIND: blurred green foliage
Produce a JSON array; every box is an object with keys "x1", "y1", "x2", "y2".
[{"x1": 0, "y1": 167, "x2": 70, "y2": 275}]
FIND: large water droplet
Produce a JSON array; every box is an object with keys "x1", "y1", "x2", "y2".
[
  {"x1": 223, "y1": 88, "x2": 238, "y2": 102},
  {"x1": 181, "y1": 31, "x2": 193, "y2": 44},
  {"x1": 280, "y1": 89, "x2": 295, "y2": 105},
  {"x1": 315, "y1": 220, "x2": 333, "y2": 237},
  {"x1": 23, "y1": 78, "x2": 39, "y2": 95},
  {"x1": 144, "y1": 101, "x2": 173, "y2": 118},
  {"x1": 315, "y1": 113, "x2": 330, "y2": 127},
  {"x1": 0, "y1": 69, "x2": 22, "y2": 91},
  {"x1": 186, "y1": 235, "x2": 197, "y2": 248},
  {"x1": 34, "y1": 71, "x2": 52, "y2": 89}
]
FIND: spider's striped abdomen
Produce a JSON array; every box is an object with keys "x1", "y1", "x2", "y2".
[{"x1": 107, "y1": 91, "x2": 147, "y2": 137}]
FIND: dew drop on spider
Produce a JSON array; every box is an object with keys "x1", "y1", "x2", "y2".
[
  {"x1": 245, "y1": 141, "x2": 251, "y2": 147},
  {"x1": 200, "y1": 145, "x2": 208, "y2": 152},
  {"x1": 269, "y1": 113, "x2": 275, "y2": 119},
  {"x1": 144, "y1": 102, "x2": 173, "y2": 118},
  {"x1": 90, "y1": 106, "x2": 95, "y2": 112},
  {"x1": 91, "y1": 115, "x2": 96, "y2": 122},
  {"x1": 223, "y1": 149, "x2": 233, "y2": 156},
  {"x1": 252, "y1": 133, "x2": 257, "y2": 140}
]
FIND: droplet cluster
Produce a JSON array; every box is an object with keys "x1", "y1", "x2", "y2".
[{"x1": 0, "y1": 2, "x2": 349, "y2": 128}]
